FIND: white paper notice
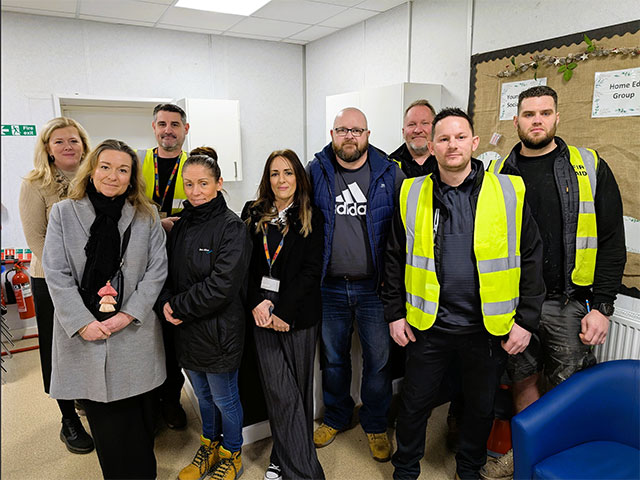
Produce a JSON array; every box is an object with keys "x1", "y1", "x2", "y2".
[
  {"x1": 592, "y1": 67, "x2": 640, "y2": 118},
  {"x1": 499, "y1": 78, "x2": 547, "y2": 120}
]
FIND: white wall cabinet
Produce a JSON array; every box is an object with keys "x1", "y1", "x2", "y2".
[
  {"x1": 325, "y1": 82, "x2": 443, "y2": 155},
  {"x1": 177, "y1": 98, "x2": 243, "y2": 182}
]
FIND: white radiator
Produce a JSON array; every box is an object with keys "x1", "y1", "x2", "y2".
[{"x1": 594, "y1": 294, "x2": 640, "y2": 362}]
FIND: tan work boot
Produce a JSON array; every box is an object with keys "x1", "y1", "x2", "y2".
[
  {"x1": 210, "y1": 445, "x2": 243, "y2": 480},
  {"x1": 366, "y1": 432, "x2": 392, "y2": 462},
  {"x1": 480, "y1": 449, "x2": 514, "y2": 480},
  {"x1": 178, "y1": 435, "x2": 219, "y2": 480},
  {"x1": 313, "y1": 423, "x2": 340, "y2": 448}
]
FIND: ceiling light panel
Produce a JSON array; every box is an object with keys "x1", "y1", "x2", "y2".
[{"x1": 175, "y1": 0, "x2": 271, "y2": 16}]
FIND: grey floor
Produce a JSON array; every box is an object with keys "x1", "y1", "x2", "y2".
[{"x1": 1, "y1": 337, "x2": 456, "y2": 479}]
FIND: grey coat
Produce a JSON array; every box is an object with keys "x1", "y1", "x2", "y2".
[{"x1": 42, "y1": 197, "x2": 168, "y2": 402}]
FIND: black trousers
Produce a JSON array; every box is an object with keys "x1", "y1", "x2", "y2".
[
  {"x1": 32, "y1": 278, "x2": 76, "y2": 419},
  {"x1": 392, "y1": 329, "x2": 507, "y2": 480},
  {"x1": 157, "y1": 320, "x2": 185, "y2": 404},
  {"x1": 83, "y1": 391, "x2": 157, "y2": 479},
  {"x1": 254, "y1": 324, "x2": 325, "y2": 480}
]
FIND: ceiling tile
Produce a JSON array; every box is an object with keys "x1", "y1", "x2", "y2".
[
  {"x1": 77, "y1": 14, "x2": 156, "y2": 27},
  {"x1": 79, "y1": 0, "x2": 167, "y2": 22},
  {"x1": 1, "y1": 0, "x2": 76, "y2": 14},
  {"x1": 253, "y1": 0, "x2": 346, "y2": 25},
  {"x1": 289, "y1": 24, "x2": 339, "y2": 41},
  {"x1": 356, "y1": 0, "x2": 406, "y2": 12},
  {"x1": 229, "y1": 17, "x2": 308, "y2": 37},
  {"x1": 157, "y1": 24, "x2": 224, "y2": 35},
  {"x1": 283, "y1": 38, "x2": 307, "y2": 45},
  {"x1": 222, "y1": 31, "x2": 283, "y2": 42},
  {"x1": 320, "y1": 7, "x2": 377, "y2": 28},
  {"x1": 307, "y1": 0, "x2": 363, "y2": 6},
  {"x1": 133, "y1": 0, "x2": 174, "y2": 4},
  {"x1": 159, "y1": 7, "x2": 244, "y2": 31}
]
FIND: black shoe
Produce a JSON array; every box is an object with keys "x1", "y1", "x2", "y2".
[
  {"x1": 60, "y1": 417, "x2": 94, "y2": 454},
  {"x1": 161, "y1": 401, "x2": 187, "y2": 429}
]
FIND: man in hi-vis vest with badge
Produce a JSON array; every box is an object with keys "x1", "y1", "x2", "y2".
[
  {"x1": 136, "y1": 103, "x2": 190, "y2": 432},
  {"x1": 481, "y1": 86, "x2": 626, "y2": 480},
  {"x1": 137, "y1": 103, "x2": 190, "y2": 232},
  {"x1": 382, "y1": 108, "x2": 545, "y2": 480}
]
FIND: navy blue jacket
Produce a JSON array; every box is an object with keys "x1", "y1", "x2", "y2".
[{"x1": 307, "y1": 143, "x2": 398, "y2": 285}]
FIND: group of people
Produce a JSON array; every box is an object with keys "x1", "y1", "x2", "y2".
[{"x1": 17, "y1": 86, "x2": 625, "y2": 480}]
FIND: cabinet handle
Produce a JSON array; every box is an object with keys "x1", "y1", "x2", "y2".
[{"x1": 234, "y1": 162, "x2": 238, "y2": 179}]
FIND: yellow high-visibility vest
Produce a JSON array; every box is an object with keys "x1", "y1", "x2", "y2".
[
  {"x1": 488, "y1": 146, "x2": 598, "y2": 286},
  {"x1": 137, "y1": 148, "x2": 188, "y2": 214},
  {"x1": 400, "y1": 171, "x2": 525, "y2": 335}
]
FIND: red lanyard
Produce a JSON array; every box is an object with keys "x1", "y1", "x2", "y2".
[
  {"x1": 263, "y1": 233, "x2": 285, "y2": 276},
  {"x1": 153, "y1": 148, "x2": 180, "y2": 207}
]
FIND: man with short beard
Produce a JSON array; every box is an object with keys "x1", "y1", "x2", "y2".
[
  {"x1": 307, "y1": 107, "x2": 405, "y2": 463},
  {"x1": 136, "y1": 103, "x2": 190, "y2": 432},
  {"x1": 389, "y1": 99, "x2": 438, "y2": 178},
  {"x1": 481, "y1": 85, "x2": 626, "y2": 480}
]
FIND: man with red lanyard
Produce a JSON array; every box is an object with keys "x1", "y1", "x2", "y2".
[{"x1": 137, "y1": 103, "x2": 190, "y2": 431}]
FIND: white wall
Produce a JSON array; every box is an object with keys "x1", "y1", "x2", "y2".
[
  {"x1": 0, "y1": 12, "x2": 304, "y2": 248},
  {"x1": 304, "y1": 0, "x2": 640, "y2": 160}
]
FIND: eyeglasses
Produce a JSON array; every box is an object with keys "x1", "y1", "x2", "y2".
[{"x1": 334, "y1": 127, "x2": 366, "y2": 137}]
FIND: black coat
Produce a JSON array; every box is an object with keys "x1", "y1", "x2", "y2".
[
  {"x1": 241, "y1": 202, "x2": 324, "y2": 330},
  {"x1": 156, "y1": 195, "x2": 251, "y2": 373}
]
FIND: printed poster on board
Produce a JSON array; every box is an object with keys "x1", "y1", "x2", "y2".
[
  {"x1": 499, "y1": 78, "x2": 547, "y2": 120},
  {"x1": 592, "y1": 67, "x2": 640, "y2": 118}
]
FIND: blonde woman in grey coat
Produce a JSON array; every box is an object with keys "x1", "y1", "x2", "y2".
[{"x1": 43, "y1": 139, "x2": 167, "y2": 480}]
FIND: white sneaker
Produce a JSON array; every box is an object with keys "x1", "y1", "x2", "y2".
[{"x1": 264, "y1": 463, "x2": 282, "y2": 480}]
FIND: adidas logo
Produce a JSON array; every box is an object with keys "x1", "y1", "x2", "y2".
[{"x1": 336, "y1": 182, "x2": 367, "y2": 216}]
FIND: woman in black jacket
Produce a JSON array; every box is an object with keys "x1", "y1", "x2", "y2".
[
  {"x1": 157, "y1": 149, "x2": 251, "y2": 480},
  {"x1": 242, "y1": 149, "x2": 325, "y2": 480}
]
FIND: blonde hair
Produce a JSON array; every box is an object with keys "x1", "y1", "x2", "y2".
[
  {"x1": 24, "y1": 117, "x2": 91, "y2": 189},
  {"x1": 250, "y1": 149, "x2": 313, "y2": 237},
  {"x1": 68, "y1": 139, "x2": 156, "y2": 219}
]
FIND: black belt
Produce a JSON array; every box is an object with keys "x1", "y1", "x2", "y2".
[{"x1": 330, "y1": 274, "x2": 372, "y2": 282}]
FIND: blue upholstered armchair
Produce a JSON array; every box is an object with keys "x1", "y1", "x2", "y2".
[{"x1": 511, "y1": 359, "x2": 640, "y2": 480}]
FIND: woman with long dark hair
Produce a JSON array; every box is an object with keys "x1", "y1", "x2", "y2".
[{"x1": 242, "y1": 149, "x2": 325, "y2": 480}]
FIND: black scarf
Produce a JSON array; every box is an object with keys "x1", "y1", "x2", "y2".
[{"x1": 80, "y1": 181, "x2": 128, "y2": 296}]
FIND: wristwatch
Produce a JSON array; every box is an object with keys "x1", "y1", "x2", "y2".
[{"x1": 593, "y1": 302, "x2": 615, "y2": 317}]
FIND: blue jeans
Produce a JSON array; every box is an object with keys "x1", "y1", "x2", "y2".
[
  {"x1": 320, "y1": 277, "x2": 391, "y2": 433},
  {"x1": 186, "y1": 369, "x2": 243, "y2": 452}
]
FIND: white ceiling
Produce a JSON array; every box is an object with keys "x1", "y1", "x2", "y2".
[{"x1": 1, "y1": 0, "x2": 408, "y2": 44}]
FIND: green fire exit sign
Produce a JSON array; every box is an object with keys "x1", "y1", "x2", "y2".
[{"x1": 1, "y1": 125, "x2": 37, "y2": 136}]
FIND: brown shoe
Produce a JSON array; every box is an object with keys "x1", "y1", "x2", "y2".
[
  {"x1": 178, "y1": 435, "x2": 219, "y2": 480},
  {"x1": 480, "y1": 449, "x2": 513, "y2": 480},
  {"x1": 313, "y1": 423, "x2": 340, "y2": 448},
  {"x1": 366, "y1": 432, "x2": 391, "y2": 462}
]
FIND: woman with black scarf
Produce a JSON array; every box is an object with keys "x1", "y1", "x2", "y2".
[{"x1": 43, "y1": 139, "x2": 167, "y2": 479}]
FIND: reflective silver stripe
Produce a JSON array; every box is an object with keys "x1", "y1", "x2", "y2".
[
  {"x1": 407, "y1": 292, "x2": 438, "y2": 315},
  {"x1": 477, "y1": 256, "x2": 521, "y2": 274},
  {"x1": 484, "y1": 297, "x2": 519, "y2": 316},
  {"x1": 579, "y1": 201, "x2": 596, "y2": 214},
  {"x1": 407, "y1": 253, "x2": 436, "y2": 272},
  {"x1": 577, "y1": 147, "x2": 597, "y2": 197},
  {"x1": 494, "y1": 174, "x2": 518, "y2": 264},
  {"x1": 136, "y1": 149, "x2": 147, "y2": 163},
  {"x1": 492, "y1": 157, "x2": 506, "y2": 173},
  {"x1": 405, "y1": 176, "x2": 428, "y2": 264},
  {"x1": 576, "y1": 236, "x2": 598, "y2": 249}
]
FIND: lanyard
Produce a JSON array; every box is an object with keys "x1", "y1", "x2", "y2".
[
  {"x1": 153, "y1": 148, "x2": 180, "y2": 207},
  {"x1": 263, "y1": 232, "x2": 285, "y2": 276}
]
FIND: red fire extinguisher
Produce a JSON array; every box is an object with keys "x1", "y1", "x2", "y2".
[{"x1": 12, "y1": 261, "x2": 35, "y2": 319}]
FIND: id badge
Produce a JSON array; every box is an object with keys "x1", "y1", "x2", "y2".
[{"x1": 261, "y1": 276, "x2": 280, "y2": 293}]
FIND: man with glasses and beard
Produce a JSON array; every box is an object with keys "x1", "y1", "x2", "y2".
[
  {"x1": 307, "y1": 107, "x2": 405, "y2": 462},
  {"x1": 481, "y1": 85, "x2": 626, "y2": 480}
]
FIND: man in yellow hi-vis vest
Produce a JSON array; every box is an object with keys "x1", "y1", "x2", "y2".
[
  {"x1": 381, "y1": 108, "x2": 545, "y2": 480},
  {"x1": 137, "y1": 103, "x2": 190, "y2": 431},
  {"x1": 481, "y1": 86, "x2": 626, "y2": 480},
  {"x1": 136, "y1": 103, "x2": 190, "y2": 232}
]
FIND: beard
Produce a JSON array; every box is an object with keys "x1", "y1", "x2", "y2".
[
  {"x1": 408, "y1": 139, "x2": 429, "y2": 156},
  {"x1": 517, "y1": 122, "x2": 556, "y2": 150},
  {"x1": 333, "y1": 139, "x2": 368, "y2": 163},
  {"x1": 160, "y1": 135, "x2": 180, "y2": 151}
]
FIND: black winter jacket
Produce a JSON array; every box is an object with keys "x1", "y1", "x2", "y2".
[
  {"x1": 381, "y1": 160, "x2": 546, "y2": 333},
  {"x1": 156, "y1": 195, "x2": 251, "y2": 373},
  {"x1": 242, "y1": 202, "x2": 324, "y2": 330}
]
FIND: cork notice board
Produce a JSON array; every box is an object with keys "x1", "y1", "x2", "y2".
[{"x1": 469, "y1": 21, "x2": 640, "y2": 290}]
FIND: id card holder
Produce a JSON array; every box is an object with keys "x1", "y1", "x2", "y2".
[{"x1": 261, "y1": 276, "x2": 280, "y2": 293}]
